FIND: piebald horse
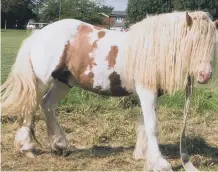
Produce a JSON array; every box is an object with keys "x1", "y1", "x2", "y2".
[{"x1": 1, "y1": 11, "x2": 217, "y2": 171}]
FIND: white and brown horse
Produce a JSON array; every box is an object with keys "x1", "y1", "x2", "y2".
[{"x1": 1, "y1": 11, "x2": 217, "y2": 171}]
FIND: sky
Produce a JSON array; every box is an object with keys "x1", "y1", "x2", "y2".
[{"x1": 104, "y1": 0, "x2": 128, "y2": 11}]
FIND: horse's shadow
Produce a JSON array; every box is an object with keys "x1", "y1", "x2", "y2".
[
  {"x1": 159, "y1": 137, "x2": 218, "y2": 170},
  {"x1": 160, "y1": 137, "x2": 218, "y2": 159},
  {"x1": 36, "y1": 136, "x2": 218, "y2": 170}
]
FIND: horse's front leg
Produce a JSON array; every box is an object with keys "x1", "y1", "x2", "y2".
[
  {"x1": 135, "y1": 85, "x2": 172, "y2": 171},
  {"x1": 41, "y1": 80, "x2": 70, "y2": 154},
  {"x1": 133, "y1": 113, "x2": 146, "y2": 159}
]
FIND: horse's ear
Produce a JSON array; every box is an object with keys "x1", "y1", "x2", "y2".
[
  {"x1": 186, "y1": 12, "x2": 192, "y2": 26},
  {"x1": 214, "y1": 20, "x2": 218, "y2": 29}
]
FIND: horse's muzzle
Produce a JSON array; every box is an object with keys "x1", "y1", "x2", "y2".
[{"x1": 197, "y1": 71, "x2": 212, "y2": 84}]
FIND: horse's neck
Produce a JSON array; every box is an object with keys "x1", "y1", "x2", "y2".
[{"x1": 108, "y1": 31, "x2": 127, "y2": 70}]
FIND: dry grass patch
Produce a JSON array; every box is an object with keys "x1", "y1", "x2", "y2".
[{"x1": 1, "y1": 91, "x2": 218, "y2": 171}]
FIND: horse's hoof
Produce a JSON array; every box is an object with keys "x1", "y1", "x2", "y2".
[
  {"x1": 145, "y1": 157, "x2": 172, "y2": 171},
  {"x1": 24, "y1": 151, "x2": 36, "y2": 158},
  {"x1": 50, "y1": 135, "x2": 68, "y2": 154},
  {"x1": 15, "y1": 141, "x2": 36, "y2": 156},
  {"x1": 14, "y1": 126, "x2": 36, "y2": 157}
]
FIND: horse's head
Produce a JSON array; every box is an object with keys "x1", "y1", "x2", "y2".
[
  {"x1": 198, "y1": 20, "x2": 218, "y2": 84},
  {"x1": 186, "y1": 12, "x2": 217, "y2": 84},
  {"x1": 196, "y1": 19, "x2": 218, "y2": 84}
]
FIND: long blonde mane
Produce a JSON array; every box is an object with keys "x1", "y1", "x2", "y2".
[{"x1": 123, "y1": 11, "x2": 216, "y2": 94}]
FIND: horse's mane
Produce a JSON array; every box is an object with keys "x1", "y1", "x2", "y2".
[
  {"x1": 123, "y1": 11, "x2": 216, "y2": 94},
  {"x1": 216, "y1": 29, "x2": 218, "y2": 43}
]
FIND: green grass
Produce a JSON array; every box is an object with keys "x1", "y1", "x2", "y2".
[
  {"x1": 1, "y1": 29, "x2": 218, "y2": 171},
  {"x1": 1, "y1": 29, "x2": 29, "y2": 82}
]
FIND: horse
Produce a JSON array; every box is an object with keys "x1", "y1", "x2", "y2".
[{"x1": 1, "y1": 11, "x2": 217, "y2": 171}]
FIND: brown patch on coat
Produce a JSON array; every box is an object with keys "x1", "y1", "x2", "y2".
[
  {"x1": 65, "y1": 24, "x2": 97, "y2": 88},
  {"x1": 94, "y1": 26, "x2": 103, "y2": 30},
  {"x1": 79, "y1": 24, "x2": 94, "y2": 34},
  {"x1": 108, "y1": 72, "x2": 130, "y2": 96},
  {"x1": 106, "y1": 46, "x2": 118, "y2": 69},
  {"x1": 92, "y1": 40, "x2": 98, "y2": 49},
  {"x1": 98, "y1": 31, "x2": 106, "y2": 39},
  {"x1": 80, "y1": 72, "x2": 94, "y2": 87},
  {"x1": 56, "y1": 41, "x2": 70, "y2": 69}
]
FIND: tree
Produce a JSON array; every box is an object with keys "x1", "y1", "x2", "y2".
[
  {"x1": 127, "y1": 0, "x2": 172, "y2": 23},
  {"x1": 37, "y1": 0, "x2": 60, "y2": 22},
  {"x1": 127, "y1": 0, "x2": 218, "y2": 24},
  {"x1": 172, "y1": 0, "x2": 218, "y2": 20},
  {"x1": 100, "y1": 5, "x2": 114, "y2": 16},
  {"x1": 1, "y1": 0, "x2": 37, "y2": 29},
  {"x1": 38, "y1": 0, "x2": 113, "y2": 25}
]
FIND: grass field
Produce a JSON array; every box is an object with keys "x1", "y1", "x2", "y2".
[{"x1": 1, "y1": 29, "x2": 218, "y2": 171}]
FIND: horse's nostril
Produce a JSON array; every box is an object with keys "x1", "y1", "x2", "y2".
[{"x1": 200, "y1": 71, "x2": 204, "y2": 77}]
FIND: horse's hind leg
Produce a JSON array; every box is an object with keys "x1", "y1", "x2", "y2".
[
  {"x1": 14, "y1": 81, "x2": 48, "y2": 157},
  {"x1": 41, "y1": 80, "x2": 70, "y2": 154},
  {"x1": 14, "y1": 113, "x2": 37, "y2": 158}
]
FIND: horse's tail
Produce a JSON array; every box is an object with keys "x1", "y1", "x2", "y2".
[{"x1": 1, "y1": 36, "x2": 38, "y2": 120}]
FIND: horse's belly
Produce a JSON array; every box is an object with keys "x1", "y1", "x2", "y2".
[
  {"x1": 53, "y1": 67, "x2": 130, "y2": 97},
  {"x1": 74, "y1": 70, "x2": 131, "y2": 97}
]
